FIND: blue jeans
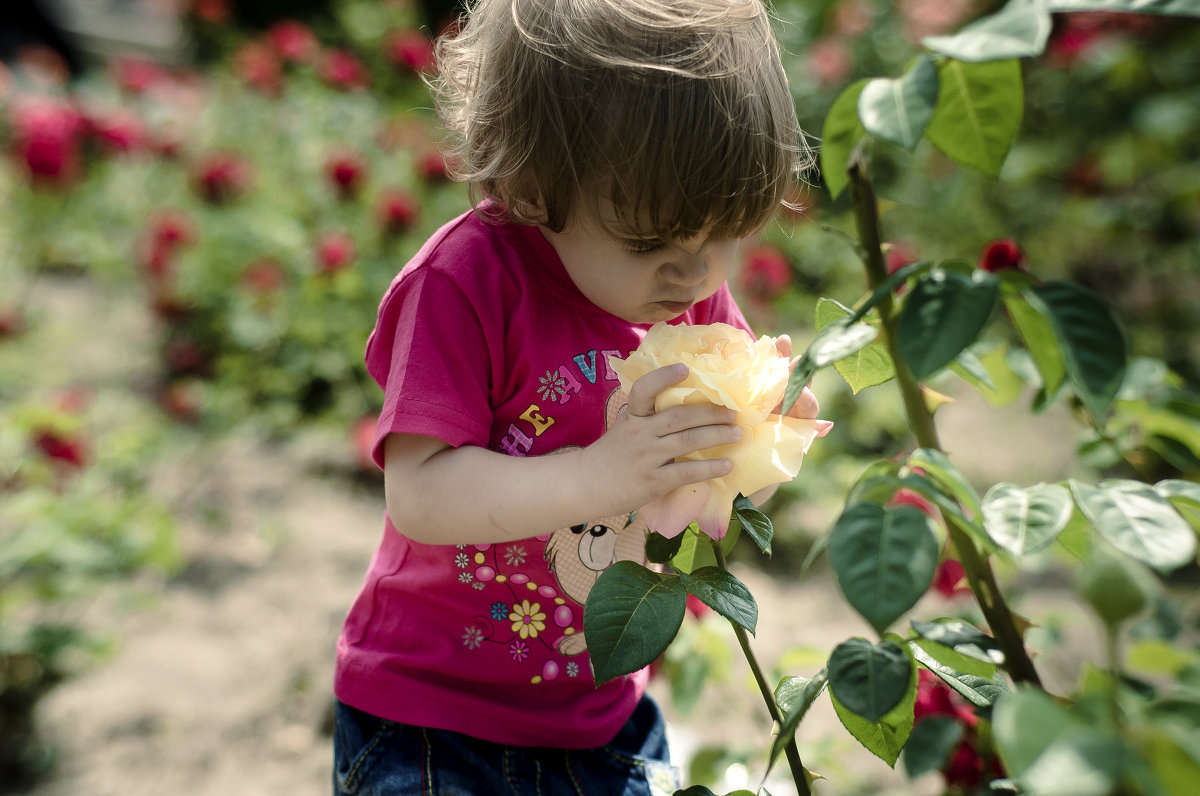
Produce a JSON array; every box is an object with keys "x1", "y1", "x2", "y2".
[{"x1": 332, "y1": 695, "x2": 681, "y2": 796}]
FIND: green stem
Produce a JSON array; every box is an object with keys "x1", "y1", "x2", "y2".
[
  {"x1": 715, "y1": 547, "x2": 811, "y2": 796},
  {"x1": 847, "y1": 154, "x2": 1042, "y2": 689}
]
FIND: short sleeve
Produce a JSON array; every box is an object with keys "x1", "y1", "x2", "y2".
[{"x1": 366, "y1": 267, "x2": 494, "y2": 467}]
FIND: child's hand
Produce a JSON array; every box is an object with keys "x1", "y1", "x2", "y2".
[
  {"x1": 773, "y1": 334, "x2": 819, "y2": 420},
  {"x1": 580, "y1": 363, "x2": 742, "y2": 514}
]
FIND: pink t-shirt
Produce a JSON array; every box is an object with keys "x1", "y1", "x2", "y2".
[{"x1": 334, "y1": 204, "x2": 752, "y2": 749}]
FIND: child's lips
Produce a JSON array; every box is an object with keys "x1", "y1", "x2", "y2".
[{"x1": 656, "y1": 298, "x2": 694, "y2": 313}]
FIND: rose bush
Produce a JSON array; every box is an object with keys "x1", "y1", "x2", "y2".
[{"x1": 611, "y1": 322, "x2": 830, "y2": 539}]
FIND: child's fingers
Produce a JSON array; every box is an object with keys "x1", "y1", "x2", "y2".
[
  {"x1": 661, "y1": 456, "x2": 733, "y2": 486},
  {"x1": 625, "y1": 363, "x2": 689, "y2": 417},
  {"x1": 775, "y1": 334, "x2": 792, "y2": 359},
  {"x1": 787, "y1": 386, "x2": 820, "y2": 420}
]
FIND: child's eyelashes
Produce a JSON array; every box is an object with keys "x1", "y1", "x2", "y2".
[{"x1": 621, "y1": 238, "x2": 666, "y2": 255}]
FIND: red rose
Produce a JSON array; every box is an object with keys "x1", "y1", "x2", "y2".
[
  {"x1": 415, "y1": 148, "x2": 454, "y2": 182},
  {"x1": 316, "y1": 230, "x2": 357, "y2": 273},
  {"x1": 739, "y1": 244, "x2": 792, "y2": 302},
  {"x1": 319, "y1": 49, "x2": 369, "y2": 91},
  {"x1": 325, "y1": 150, "x2": 367, "y2": 200},
  {"x1": 375, "y1": 188, "x2": 419, "y2": 234},
  {"x1": 33, "y1": 429, "x2": 88, "y2": 469},
  {"x1": 888, "y1": 487, "x2": 937, "y2": 517},
  {"x1": 233, "y1": 42, "x2": 283, "y2": 95},
  {"x1": 979, "y1": 238, "x2": 1026, "y2": 273},
  {"x1": 267, "y1": 20, "x2": 319, "y2": 63},
  {"x1": 191, "y1": 0, "x2": 231, "y2": 23},
  {"x1": 10, "y1": 97, "x2": 85, "y2": 187},
  {"x1": 139, "y1": 210, "x2": 195, "y2": 281},
  {"x1": 931, "y1": 557, "x2": 971, "y2": 599},
  {"x1": 192, "y1": 152, "x2": 251, "y2": 204},
  {"x1": 685, "y1": 594, "x2": 713, "y2": 620},
  {"x1": 385, "y1": 29, "x2": 437, "y2": 74}
]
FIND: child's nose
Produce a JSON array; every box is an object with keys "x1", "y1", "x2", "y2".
[{"x1": 665, "y1": 252, "x2": 709, "y2": 286}]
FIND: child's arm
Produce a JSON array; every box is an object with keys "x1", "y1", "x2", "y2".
[{"x1": 383, "y1": 363, "x2": 742, "y2": 546}]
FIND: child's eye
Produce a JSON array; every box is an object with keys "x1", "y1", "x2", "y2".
[{"x1": 622, "y1": 238, "x2": 665, "y2": 254}]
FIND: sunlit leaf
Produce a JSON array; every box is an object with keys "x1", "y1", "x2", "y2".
[
  {"x1": 908, "y1": 448, "x2": 984, "y2": 520},
  {"x1": 1048, "y1": 0, "x2": 1200, "y2": 15},
  {"x1": 911, "y1": 643, "x2": 1006, "y2": 703},
  {"x1": 829, "y1": 642, "x2": 917, "y2": 766},
  {"x1": 857, "y1": 57, "x2": 939, "y2": 150},
  {"x1": 815, "y1": 298, "x2": 894, "y2": 393},
  {"x1": 584, "y1": 561, "x2": 687, "y2": 684},
  {"x1": 924, "y1": 0, "x2": 1053, "y2": 61},
  {"x1": 1070, "y1": 480, "x2": 1197, "y2": 570},
  {"x1": 770, "y1": 672, "x2": 829, "y2": 772},
  {"x1": 992, "y1": 686, "x2": 1078, "y2": 775},
  {"x1": 1003, "y1": 286, "x2": 1067, "y2": 398},
  {"x1": 926, "y1": 59, "x2": 1023, "y2": 177},
  {"x1": 982, "y1": 482, "x2": 1074, "y2": 556},
  {"x1": 733, "y1": 494, "x2": 773, "y2": 556},
  {"x1": 820, "y1": 80, "x2": 869, "y2": 199},
  {"x1": 911, "y1": 619, "x2": 1005, "y2": 665},
  {"x1": 828, "y1": 503, "x2": 940, "y2": 634}
]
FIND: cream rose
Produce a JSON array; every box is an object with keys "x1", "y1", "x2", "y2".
[{"x1": 610, "y1": 322, "x2": 831, "y2": 540}]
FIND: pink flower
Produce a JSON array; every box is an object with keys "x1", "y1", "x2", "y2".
[
  {"x1": 233, "y1": 42, "x2": 283, "y2": 95},
  {"x1": 415, "y1": 148, "x2": 454, "y2": 182},
  {"x1": 385, "y1": 29, "x2": 437, "y2": 74},
  {"x1": 87, "y1": 110, "x2": 146, "y2": 154},
  {"x1": 979, "y1": 238, "x2": 1026, "y2": 273},
  {"x1": 739, "y1": 244, "x2": 792, "y2": 302},
  {"x1": 316, "y1": 230, "x2": 357, "y2": 273},
  {"x1": 325, "y1": 150, "x2": 367, "y2": 200},
  {"x1": 319, "y1": 49, "x2": 370, "y2": 91},
  {"x1": 376, "y1": 188, "x2": 420, "y2": 234},
  {"x1": 914, "y1": 669, "x2": 977, "y2": 727},
  {"x1": 267, "y1": 20, "x2": 319, "y2": 63},
  {"x1": 138, "y1": 210, "x2": 194, "y2": 284},
  {"x1": 192, "y1": 152, "x2": 252, "y2": 204},
  {"x1": 806, "y1": 37, "x2": 853, "y2": 88},
  {"x1": 111, "y1": 55, "x2": 166, "y2": 93},
  {"x1": 191, "y1": 0, "x2": 231, "y2": 24},
  {"x1": 241, "y1": 258, "x2": 287, "y2": 295},
  {"x1": 10, "y1": 96, "x2": 86, "y2": 187}
]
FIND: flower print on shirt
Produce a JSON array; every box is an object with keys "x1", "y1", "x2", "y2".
[
  {"x1": 504, "y1": 544, "x2": 527, "y2": 567},
  {"x1": 509, "y1": 599, "x2": 546, "y2": 639},
  {"x1": 509, "y1": 639, "x2": 530, "y2": 663},
  {"x1": 537, "y1": 369, "x2": 568, "y2": 402}
]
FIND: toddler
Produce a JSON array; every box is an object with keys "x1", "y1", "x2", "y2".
[{"x1": 332, "y1": 0, "x2": 817, "y2": 793}]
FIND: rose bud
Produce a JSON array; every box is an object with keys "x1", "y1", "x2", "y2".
[
  {"x1": 316, "y1": 230, "x2": 357, "y2": 273},
  {"x1": 375, "y1": 188, "x2": 419, "y2": 235},
  {"x1": 267, "y1": 20, "x2": 319, "y2": 63},
  {"x1": 979, "y1": 238, "x2": 1026, "y2": 273},
  {"x1": 325, "y1": 150, "x2": 367, "y2": 200},
  {"x1": 192, "y1": 152, "x2": 251, "y2": 204}
]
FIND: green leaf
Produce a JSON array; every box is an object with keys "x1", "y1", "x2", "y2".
[
  {"x1": 896, "y1": 270, "x2": 999, "y2": 381},
  {"x1": 1155, "y1": 479, "x2": 1200, "y2": 531},
  {"x1": 857, "y1": 57, "x2": 939, "y2": 150},
  {"x1": 645, "y1": 531, "x2": 684, "y2": 564},
  {"x1": 770, "y1": 672, "x2": 829, "y2": 771},
  {"x1": 911, "y1": 619, "x2": 1005, "y2": 665},
  {"x1": 949, "y1": 346, "x2": 996, "y2": 392},
  {"x1": 829, "y1": 642, "x2": 917, "y2": 766},
  {"x1": 584, "y1": 561, "x2": 687, "y2": 684},
  {"x1": 911, "y1": 643, "x2": 1006, "y2": 703},
  {"x1": 1021, "y1": 729, "x2": 1125, "y2": 796},
  {"x1": 1143, "y1": 725, "x2": 1200, "y2": 796},
  {"x1": 828, "y1": 503, "x2": 941, "y2": 634},
  {"x1": 982, "y1": 482, "x2": 1074, "y2": 556},
  {"x1": 908, "y1": 448, "x2": 984, "y2": 520},
  {"x1": 1070, "y1": 480, "x2": 1197, "y2": 570},
  {"x1": 902, "y1": 715, "x2": 964, "y2": 779},
  {"x1": 815, "y1": 298, "x2": 895, "y2": 393},
  {"x1": 1047, "y1": 0, "x2": 1200, "y2": 15},
  {"x1": 925, "y1": 58, "x2": 1023, "y2": 177},
  {"x1": 924, "y1": 0, "x2": 1053, "y2": 62},
  {"x1": 992, "y1": 686, "x2": 1078, "y2": 776},
  {"x1": 733, "y1": 494, "x2": 773, "y2": 556},
  {"x1": 784, "y1": 319, "x2": 878, "y2": 412},
  {"x1": 1003, "y1": 292, "x2": 1067, "y2": 402},
  {"x1": 1027, "y1": 281, "x2": 1127, "y2": 420},
  {"x1": 679, "y1": 567, "x2": 757, "y2": 635},
  {"x1": 671, "y1": 524, "x2": 717, "y2": 574},
  {"x1": 827, "y1": 638, "x2": 914, "y2": 723},
  {"x1": 820, "y1": 80, "x2": 869, "y2": 199}
]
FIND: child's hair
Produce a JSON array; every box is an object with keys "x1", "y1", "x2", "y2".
[{"x1": 434, "y1": 0, "x2": 808, "y2": 238}]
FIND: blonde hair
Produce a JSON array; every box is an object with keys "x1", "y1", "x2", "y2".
[{"x1": 433, "y1": 0, "x2": 807, "y2": 237}]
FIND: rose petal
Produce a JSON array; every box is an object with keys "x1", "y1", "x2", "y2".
[{"x1": 639, "y1": 482, "x2": 712, "y2": 538}]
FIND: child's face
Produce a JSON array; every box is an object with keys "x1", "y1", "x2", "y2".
[{"x1": 540, "y1": 202, "x2": 739, "y2": 324}]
